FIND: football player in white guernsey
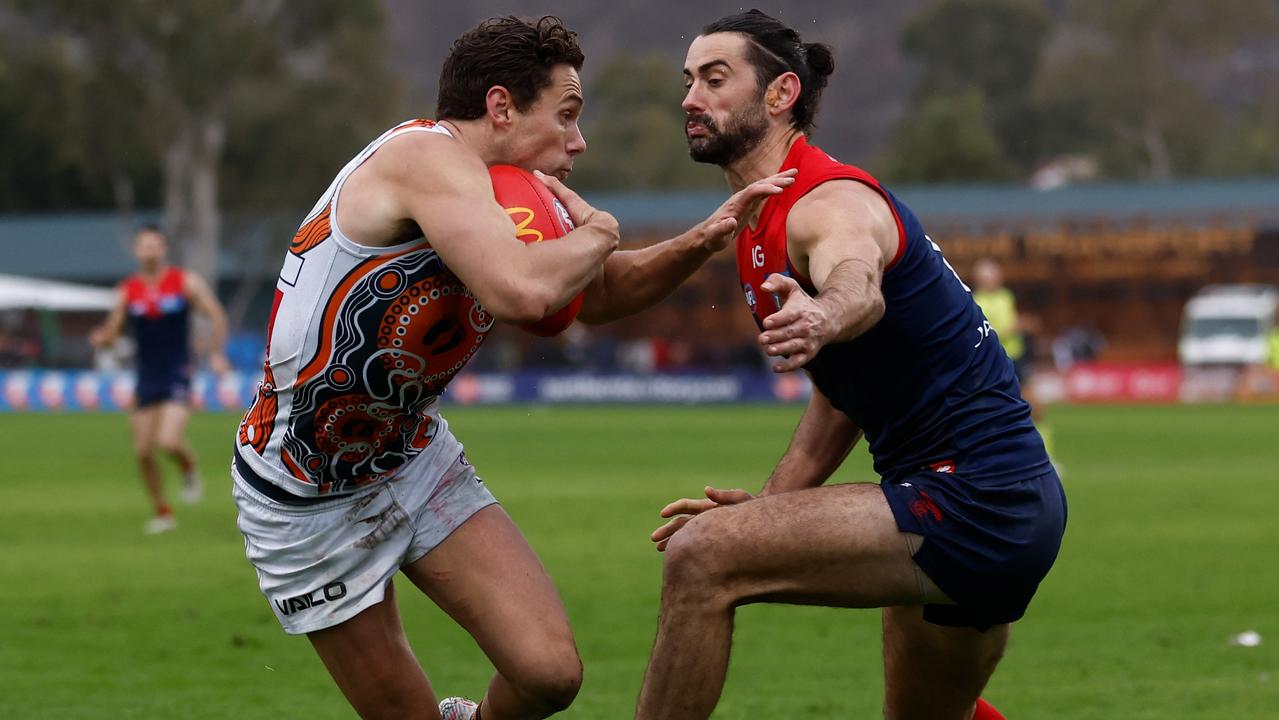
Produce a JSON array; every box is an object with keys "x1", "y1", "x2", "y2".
[{"x1": 231, "y1": 15, "x2": 794, "y2": 720}]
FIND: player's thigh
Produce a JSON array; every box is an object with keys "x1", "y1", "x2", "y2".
[
  {"x1": 881, "y1": 604, "x2": 1009, "y2": 720},
  {"x1": 402, "y1": 504, "x2": 579, "y2": 687},
  {"x1": 153, "y1": 401, "x2": 191, "y2": 448},
  {"x1": 307, "y1": 581, "x2": 440, "y2": 720},
  {"x1": 234, "y1": 471, "x2": 435, "y2": 718},
  {"x1": 128, "y1": 405, "x2": 160, "y2": 454},
  {"x1": 666, "y1": 482, "x2": 942, "y2": 608}
]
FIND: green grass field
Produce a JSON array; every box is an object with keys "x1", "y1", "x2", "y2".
[{"x1": 2, "y1": 404, "x2": 1277, "y2": 719}]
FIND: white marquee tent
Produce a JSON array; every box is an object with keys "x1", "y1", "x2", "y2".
[{"x1": 0, "y1": 274, "x2": 115, "y2": 312}]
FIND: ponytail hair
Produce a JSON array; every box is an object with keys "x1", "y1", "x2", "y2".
[{"x1": 702, "y1": 9, "x2": 834, "y2": 133}]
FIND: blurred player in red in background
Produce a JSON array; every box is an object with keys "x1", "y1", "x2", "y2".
[
  {"x1": 640, "y1": 10, "x2": 1066, "y2": 720},
  {"x1": 90, "y1": 224, "x2": 231, "y2": 534},
  {"x1": 230, "y1": 15, "x2": 793, "y2": 720}
]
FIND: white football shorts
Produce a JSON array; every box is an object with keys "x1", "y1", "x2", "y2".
[{"x1": 232, "y1": 446, "x2": 497, "y2": 635}]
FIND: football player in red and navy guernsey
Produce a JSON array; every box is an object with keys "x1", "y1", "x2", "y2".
[
  {"x1": 91, "y1": 225, "x2": 231, "y2": 534},
  {"x1": 641, "y1": 10, "x2": 1066, "y2": 720}
]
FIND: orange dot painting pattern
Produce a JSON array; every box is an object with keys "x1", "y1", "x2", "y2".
[
  {"x1": 240, "y1": 119, "x2": 474, "y2": 496},
  {"x1": 314, "y1": 395, "x2": 397, "y2": 464},
  {"x1": 276, "y1": 247, "x2": 491, "y2": 492},
  {"x1": 375, "y1": 275, "x2": 487, "y2": 396}
]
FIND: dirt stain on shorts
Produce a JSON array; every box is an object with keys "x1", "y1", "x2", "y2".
[
  {"x1": 353, "y1": 502, "x2": 410, "y2": 550},
  {"x1": 343, "y1": 492, "x2": 379, "y2": 522}
]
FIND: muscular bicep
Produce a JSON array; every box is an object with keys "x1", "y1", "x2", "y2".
[
  {"x1": 381, "y1": 135, "x2": 526, "y2": 295},
  {"x1": 786, "y1": 180, "x2": 898, "y2": 292},
  {"x1": 352, "y1": 132, "x2": 613, "y2": 325}
]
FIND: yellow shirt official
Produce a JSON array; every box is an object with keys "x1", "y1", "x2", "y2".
[{"x1": 973, "y1": 288, "x2": 1024, "y2": 362}]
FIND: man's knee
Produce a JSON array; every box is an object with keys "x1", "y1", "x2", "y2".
[
  {"x1": 509, "y1": 647, "x2": 583, "y2": 714},
  {"x1": 135, "y1": 444, "x2": 156, "y2": 464},
  {"x1": 661, "y1": 514, "x2": 737, "y2": 606},
  {"x1": 155, "y1": 435, "x2": 184, "y2": 456}
]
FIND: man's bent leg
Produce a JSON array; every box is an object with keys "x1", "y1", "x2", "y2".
[
  {"x1": 128, "y1": 406, "x2": 168, "y2": 515},
  {"x1": 155, "y1": 400, "x2": 202, "y2": 502},
  {"x1": 882, "y1": 605, "x2": 1009, "y2": 720},
  {"x1": 308, "y1": 580, "x2": 441, "y2": 720},
  {"x1": 154, "y1": 401, "x2": 197, "y2": 471},
  {"x1": 635, "y1": 483, "x2": 940, "y2": 720},
  {"x1": 403, "y1": 505, "x2": 581, "y2": 720}
]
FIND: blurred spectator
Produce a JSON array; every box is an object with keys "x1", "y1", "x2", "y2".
[
  {"x1": 523, "y1": 337, "x2": 570, "y2": 368},
  {"x1": 618, "y1": 337, "x2": 659, "y2": 374},
  {"x1": 1237, "y1": 324, "x2": 1279, "y2": 401},
  {"x1": 1271, "y1": 326, "x2": 1279, "y2": 373},
  {"x1": 971, "y1": 259, "x2": 1025, "y2": 369},
  {"x1": 560, "y1": 324, "x2": 620, "y2": 371},
  {"x1": 92, "y1": 335, "x2": 135, "y2": 372},
  {"x1": 664, "y1": 340, "x2": 693, "y2": 371},
  {"x1": 1052, "y1": 326, "x2": 1107, "y2": 371},
  {"x1": 559, "y1": 323, "x2": 597, "y2": 369},
  {"x1": 581, "y1": 333, "x2": 620, "y2": 371},
  {"x1": 468, "y1": 335, "x2": 521, "y2": 373},
  {"x1": 0, "y1": 311, "x2": 40, "y2": 367},
  {"x1": 972, "y1": 257, "x2": 1056, "y2": 460}
]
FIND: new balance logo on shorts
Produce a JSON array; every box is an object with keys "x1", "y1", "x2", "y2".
[{"x1": 275, "y1": 581, "x2": 347, "y2": 616}]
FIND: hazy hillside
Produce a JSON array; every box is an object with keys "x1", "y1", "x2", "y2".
[{"x1": 381, "y1": 0, "x2": 932, "y2": 164}]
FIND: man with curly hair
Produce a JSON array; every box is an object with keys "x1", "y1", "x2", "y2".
[{"x1": 231, "y1": 15, "x2": 792, "y2": 720}]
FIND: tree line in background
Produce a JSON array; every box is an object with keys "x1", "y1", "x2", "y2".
[
  {"x1": 0, "y1": 0, "x2": 398, "y2": 281},
  {"x1": 2, "y1": 0, "x2": 1278, "y2": 274},
  {"x1": 883, "y1": 0, "x2": 1279, "y2": 183}
]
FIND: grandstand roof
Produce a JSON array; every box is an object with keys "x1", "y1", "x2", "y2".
[
  {"x1": 3, "y1": 176, "x2": 1278, "y2": 282},
  {"x1": 592, "y1": 176, "x2": 1279, "y2": 228},
  {"x1": 1, "y1": 214, "x2": 146, "y2": 284}
]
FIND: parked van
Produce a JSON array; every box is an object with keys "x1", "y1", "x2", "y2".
[{"x1": 1178, "y1": 284, "x2": 1279, "y2": 366}]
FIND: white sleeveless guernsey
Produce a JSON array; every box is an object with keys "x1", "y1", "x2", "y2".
[{"x1": 236, "y1": 119, "x2": 493, "y2": 497}]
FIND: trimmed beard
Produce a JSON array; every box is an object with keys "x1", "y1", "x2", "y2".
[{"x1": 686, "y1": 100, "x2": 769, "y2": 166}]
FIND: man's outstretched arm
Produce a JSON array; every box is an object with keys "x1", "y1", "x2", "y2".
[{"x1": 575, "y1": 170, "x2": 795, "y2": 324}]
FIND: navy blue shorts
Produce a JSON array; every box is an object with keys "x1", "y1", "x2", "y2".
[
  {"x1": 880, "y1": 466, "x2": 1066, "y2": 631},
  {"x1": 135, "y1": 372, "x2": 191, "y2": 408}
]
